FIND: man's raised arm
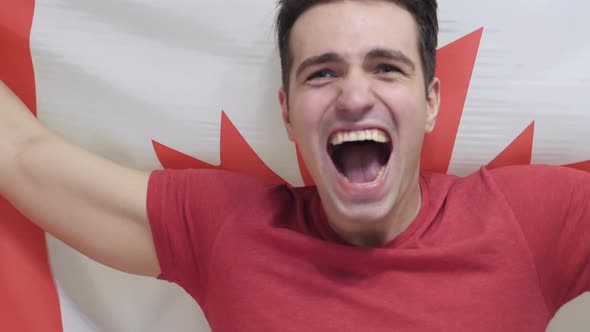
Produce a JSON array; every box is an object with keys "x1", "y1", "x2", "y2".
[{"x1": 0, "y1": 81, "x2": 160, "y2": 277}]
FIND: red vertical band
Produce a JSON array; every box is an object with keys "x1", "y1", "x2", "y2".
[{"x1": 0, "y1": 0, "x2": 63, "y2": 331}]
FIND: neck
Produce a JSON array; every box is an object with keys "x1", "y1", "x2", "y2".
[{"x1": 333, "y1": 179, "x2": 423, "y2": 248}]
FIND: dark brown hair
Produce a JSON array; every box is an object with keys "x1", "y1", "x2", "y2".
[{"x1": 275, "y1": 0, "x2": 438, "y2": 92}]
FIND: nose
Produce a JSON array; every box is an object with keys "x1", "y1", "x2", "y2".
[{"x1": 334, "y1": 69, "x2": 376, "y2": 120}]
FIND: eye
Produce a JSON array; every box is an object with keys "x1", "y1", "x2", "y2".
[
  {"x1": 375, "y1": 64, "x2": 402, "y2": 74},
  {"x1": 307, "y1": 69, "x2": 335, "y2": 81}
]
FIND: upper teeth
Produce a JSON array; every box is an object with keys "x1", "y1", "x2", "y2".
[{"x1": 330, "y1": 129, "x2": 390, "y2": 146}]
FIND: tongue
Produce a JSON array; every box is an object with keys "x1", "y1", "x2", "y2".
[{"x1": 340, "y1": 143, "x2": 383, "y2": 183}]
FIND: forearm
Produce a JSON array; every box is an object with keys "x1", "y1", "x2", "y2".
[{"x1": 0, "y1": 81, "x2": 159, "y2": 276}]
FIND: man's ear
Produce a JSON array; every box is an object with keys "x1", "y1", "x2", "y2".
[
  {"x1": 279, "y1": 88, "x2": 296, "y2": 142},
  {"x1": 424, "y1": 77, "x2": 441, "y2": 133}
]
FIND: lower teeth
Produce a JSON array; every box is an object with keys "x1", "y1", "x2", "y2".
[{"x1": 375, "y1": 166, "x2": 385, "y2": 181}]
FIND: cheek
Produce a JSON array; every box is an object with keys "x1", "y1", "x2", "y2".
[
  {"x1": 380, "y1": 87, "x2": 425, "y2": 125},
  {"x1": 379, "y1": 88, "x2": 428, "y2": 147},
  {"x1": 289, "y1": 90, "x2": 331, "y2": 137},
  {"x1": 398, "y1": 106, "x2": 428, "y2": 165}
]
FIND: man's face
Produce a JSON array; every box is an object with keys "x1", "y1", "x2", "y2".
[{"x1": 279, "y1": 0, "x2": 440, "y2": 242}]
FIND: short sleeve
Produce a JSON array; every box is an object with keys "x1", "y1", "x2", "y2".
[
  {"x1": 146, "y1": 168, "x2": 278, "y2": 303},
  {"x1": 489, "y1": 165, "x2": 590, "y2": 314}
]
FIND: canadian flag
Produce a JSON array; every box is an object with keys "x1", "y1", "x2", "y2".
[{"x1": 0, "y1": 1, "x2": 588, "y2": 331}]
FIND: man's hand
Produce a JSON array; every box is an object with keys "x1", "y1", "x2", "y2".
[{"x1": 0, "y1": 81, "x2": 160, "y2": 277}]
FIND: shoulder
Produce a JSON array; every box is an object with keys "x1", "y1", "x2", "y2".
[
  {"x1": 464, "y1": 165, "x2": 590, "y2": 218},
  {"x1": 150, "y1": 168, "x2": 273, "y2": 186},
  {"x1": 149, "y1": 169, "x2": 313, "y2": 205},
  {"x1": 480, "y1": 164, "x2": 589, "y2": 191},
  {"x1": 485, "y1": 163, "x2": 585, "y2": 178},
  {"x1": 149, "y1": 168, "x2": 293, "y2": 194},
  {"x1": 420, "y1": 164, "x2": 589, "y2": 207}
]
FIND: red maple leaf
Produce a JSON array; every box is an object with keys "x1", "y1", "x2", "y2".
[
  {"x1": 420, "y1": 28, "x2": 483, "y2": 173},
  {"x1": 486, "y1": 122, "x2": 590, "y2": 172},
  {"x1": 154, "y1": 27, "x2": 589, "y2": 182},
  {"x1": 153, "y1": 112, "x2": 286, "y2": 185},
  {"x1": 423, "y1": 28, "x2": 589, "y2": 173}
]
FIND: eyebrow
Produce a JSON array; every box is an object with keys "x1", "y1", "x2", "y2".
[
  {"x1": 366, "y1": 48, "x2": 416, "y2": 72},
  {"x1": 295, "y1": 52, "x2": 343, "y2": 80},
  {"x1": 294, "y1": 48, "x2": 416, "y2": 80}
]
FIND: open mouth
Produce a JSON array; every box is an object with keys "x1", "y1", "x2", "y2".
[{"x1": 327, "y1": 129, "x2": 392, "y2": 184}]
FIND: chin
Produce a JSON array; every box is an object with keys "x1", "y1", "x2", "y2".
[{"x1": 321, "y1": 184, "x2": 401, "y2": 225}]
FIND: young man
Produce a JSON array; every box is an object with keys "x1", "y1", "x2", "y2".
[{"x1": 0, "y1": 0, "x2": 588, "y2": 331}]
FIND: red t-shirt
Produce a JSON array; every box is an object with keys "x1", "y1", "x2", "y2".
[{"x1": 147, "y1": 165, "x2": 590, "y2": 331}]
